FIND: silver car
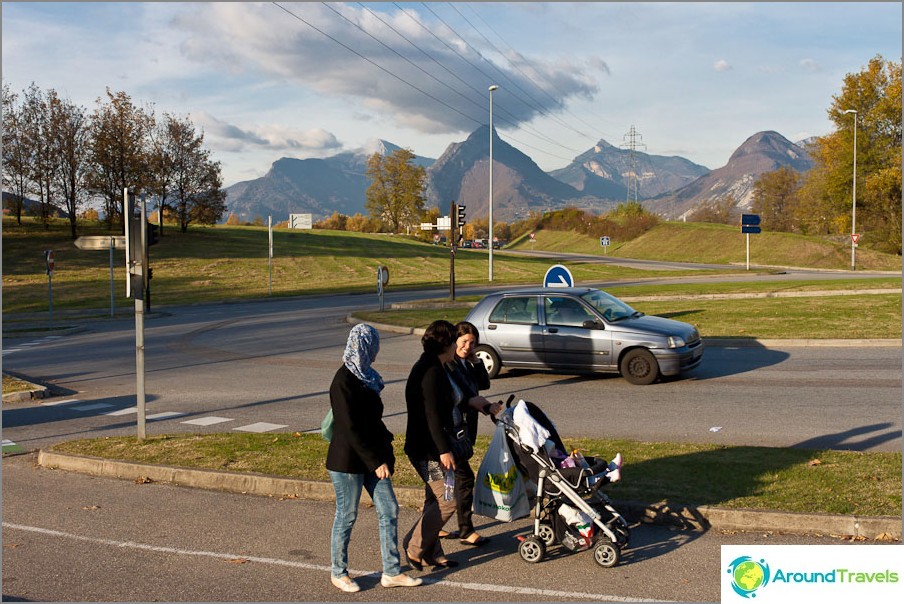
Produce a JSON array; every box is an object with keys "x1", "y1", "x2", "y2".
[{"x1": 464, "y1": 287, "x2": 703, "y2": 385}]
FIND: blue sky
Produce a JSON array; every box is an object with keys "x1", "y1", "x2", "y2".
[{"x1": 2, "y1": 2, "x2": 901, "y2": 188}]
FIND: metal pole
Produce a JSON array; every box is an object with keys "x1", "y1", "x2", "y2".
[
  {"x1": 48, "y1": 271, "x2": 53, "y2": 329},
  {"x1": 109, "y1": 237, "x2": 115, "y2": 317},
  {"x1": 450, "y1": 201, "x2": 456, "y2": 300},
  {"x1": 851, "y1": 113, "x2": 857, "y2": 271},
  {"x1": 746, "y1": 233, "x2": 750, "y2": 271},
  {"x1": 268, "y1": 216, "x2": 273, "y2": 295},
  {"x1": 488, "y1": 85, "x2": 498, "y2": 282},
  {"x1": 136, "y1": 195, "x2": 147, "y2": 440}
]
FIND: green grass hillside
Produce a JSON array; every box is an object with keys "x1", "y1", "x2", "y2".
[
  {"x1": 1, "y1": 218, "x2": 734, "y2": 313},
  {"x1": 510, "y1": 222, "x2": 902, "y2": 270}
]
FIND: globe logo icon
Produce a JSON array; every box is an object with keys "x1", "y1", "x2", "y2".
[{"x1": 727, "y1": 556, "x2": 770, "y2": 598}]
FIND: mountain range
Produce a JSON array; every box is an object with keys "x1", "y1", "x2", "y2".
[{"x1": 223, "y1": 127, "x2": 812, "y2": 224}]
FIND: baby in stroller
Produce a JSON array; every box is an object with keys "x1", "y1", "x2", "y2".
[{"x1": 497, "y1": 398, "x2": 629, "y2": 567}]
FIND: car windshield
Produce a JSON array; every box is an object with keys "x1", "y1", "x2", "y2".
[{"x1": 580, "y1": 289, "x2": 639, "y2": 322}]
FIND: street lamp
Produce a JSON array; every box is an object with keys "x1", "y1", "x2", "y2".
[
  {"x1": 488, "y1": 84, "x2": 498, "y2": 281},
  {"x1": 842, "y1": 109, "x2": 857, "y2": 271}
]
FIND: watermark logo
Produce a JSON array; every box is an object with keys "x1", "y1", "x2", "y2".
[{"x1": 727, "y1": 556, "x2": 771, "y2": 598}]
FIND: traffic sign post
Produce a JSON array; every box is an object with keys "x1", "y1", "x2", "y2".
[
  {"x1": 44, "y1": 250, "x2": 54, "y2": 329},
  {"x1": 377, "y1": 265, "x2": 389, "y2": 311},
  {"x1": 543, "y1": 264, "x2": 574, "y2": 288},
  {"x1": 851, "y1": 233, "x2": 861, "y2": 247},
  {"x1": 600, "y1": 235, "x2": 610, "y2": 253},
  {"x1": 75, "y1": 235, "x2": 126, "y2": 317},
  {"x1": 740, "y1": 214, "x2": 762, "y2": 270}
]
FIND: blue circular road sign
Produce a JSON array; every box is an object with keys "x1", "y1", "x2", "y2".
[{"x1": 543, "y1": 264, "x2": 574, "y2": 288}]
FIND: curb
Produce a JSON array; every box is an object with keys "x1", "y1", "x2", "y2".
[{"x1": 36, "y1": 451, "x2": 902, "y2": 541}]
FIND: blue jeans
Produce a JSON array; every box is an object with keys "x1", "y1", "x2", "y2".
[{"x1": 329, "y1": 470, "x2": 401, "y2": 577}]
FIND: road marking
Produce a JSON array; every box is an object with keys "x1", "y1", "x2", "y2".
[
  {"x1": 1, "y1": 522, "x2": 663, "y2": 602},
  {"x1": 182, "y1": 416, "x2": 233, "y2": 426},
  {"x1": 40, "y1": 399, "x2": 81, "y2": 407},
  {"x1": 147, "y1": 412, "x2": 187, "y2": 421},
  {"x1": 70, "y1": 403, "x2": 115, "y2": 412},
  {"x1": 105, "y1": 407, "x2": 138, "y2": 416},
  {"x1": 233, "y1": 422, "x2": 288, "y2": 433}
]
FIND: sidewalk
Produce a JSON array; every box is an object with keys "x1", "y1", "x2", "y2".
[{"x1": 35, "y1": 450, "x2": 902, "y2": 541}]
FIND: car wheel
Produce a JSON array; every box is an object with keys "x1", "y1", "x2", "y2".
[
  {"x1": 474, "y1": 345, "x2": 501, "y2": 379},
  {"x1": 620, "y1": 348, "x2": 660, "y2": 385}
]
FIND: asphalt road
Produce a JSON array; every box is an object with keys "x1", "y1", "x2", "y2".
[
  {"x1": 1, "y1": 453, "x2": 878, "y2": 603},
  {"x1": 2, "y1": 284, "x2": 900, "y2": 454}
]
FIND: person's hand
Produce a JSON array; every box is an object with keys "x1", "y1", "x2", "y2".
[
  {"x1": 488, "y1": 402, "x2": 504, "y2": 416},
  {"x1": 439, "y1": 452, "x2": 455, "y2": 472},
  {"x1": 375, "y1": 463, "x2": 391, "y2": 479},
  {"x1": 468, "y1": 395, "x2": 491, "y2": 411}
]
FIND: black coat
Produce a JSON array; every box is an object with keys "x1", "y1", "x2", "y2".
[
  {"x1": 326, "y1": 365, "x2": 395, "y2": 475},
  {"x1": 404, "y1": 352, "x2": 456, "y2": 461},
  {"x1": 446, "y1": 357, "x2": 491, "y2": 444}
]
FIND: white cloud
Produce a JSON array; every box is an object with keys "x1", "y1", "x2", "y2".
[
  {"x1": 713, "y1": 59, "x2": 732, "y2": 72},
  {"x1": 800, "y1": 58, "x2": 821, "y2": 72},
  {"x1": 194, "y1": 111, "x2": 341, "y2": 154}
]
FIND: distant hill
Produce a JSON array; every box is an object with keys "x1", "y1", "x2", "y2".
[
  {"x1": 646, "y1": 131, "x2": 813, "y2": 219},
  {"x1": 549, "y1": 139, "x2": 710, "y2": 200},
  {"x1": 223, "y1": 142, "x2": 434, "y2": 223},
  {"x1": 424, "y1": 125, "x2": 598, "y2": 221}
]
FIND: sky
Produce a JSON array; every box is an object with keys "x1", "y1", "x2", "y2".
[{"x1": 2, "y1": 2, "x2": 901, "y2": 188}]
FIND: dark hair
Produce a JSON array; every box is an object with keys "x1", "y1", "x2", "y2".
[
  {"x1": 422, "y1": 319, "x2": 456, "y2": 355},
  {"x1": 455, "y1": 321, "x2": 480, "y2": 343}
]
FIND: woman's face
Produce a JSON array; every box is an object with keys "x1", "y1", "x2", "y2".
[{"x1": 455, "y1": 333, "x2": 477, "y2": 359}]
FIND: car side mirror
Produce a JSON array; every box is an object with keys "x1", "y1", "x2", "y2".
[{"x1": 583, "y1": 319, "x2": 604, "y2": 330}]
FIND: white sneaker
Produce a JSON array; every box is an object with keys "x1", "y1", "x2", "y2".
[
  {"x1": 606, "y1": 467, "x2": 621, "y2": 483},
  {"x1": 608, "y1": 453, "x2": 623, "y2": 471},
  {"x1": 381, "y1": 572, "x2": 423, "y2": 588},
  {"x1": 331, "y1": 575, "x2": 360, "y2": 593}
]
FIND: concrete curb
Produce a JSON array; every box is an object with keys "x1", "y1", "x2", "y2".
[{"x1": 37, "y1": 451, "x2": 902, "y2": 540}]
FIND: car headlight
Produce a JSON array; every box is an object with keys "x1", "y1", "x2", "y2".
[{"x1": 667, "y1": 336, "x2": 686, "y2": 349}]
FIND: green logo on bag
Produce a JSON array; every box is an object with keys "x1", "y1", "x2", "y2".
[{"x1": 483, "y1": 465, "x2": 518, "y2": 494}]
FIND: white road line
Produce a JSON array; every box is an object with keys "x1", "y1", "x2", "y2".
[
  {"x1": 70, "y1": 403, "x2": 115, "y2": 412},
  {"x1": 147, "y1": 412, "x2": 187, "y2": 421},
  {"x1": 40, "y1": 399, "x2": 81, "y2": 407},
  {"x1": 105, "y1": 407, "x2": 138, "y2": 416},
  {"x1": 182, "y1": 416, "x2": 233, "y2": 426},
  {"x1": 233, "y1": 422, "x2": 288, "y2": 433},
  {"x1": 1, "y1": 523, "x2": 660, "y2": 602}
]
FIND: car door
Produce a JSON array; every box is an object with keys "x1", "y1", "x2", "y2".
[
  {"x1": 542, "y1": 295, "x2": 613, "y2": 370},
  {"x1": 485, "y1": 295, "x2": 545, "y2": 367}
]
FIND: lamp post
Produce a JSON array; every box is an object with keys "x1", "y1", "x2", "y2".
[
  {"x1": 842, "y1": 109, "x2": 857, "y2": 271},
  {"x1": 488, "y1": 84, "x2": 498, "y2": 281}
]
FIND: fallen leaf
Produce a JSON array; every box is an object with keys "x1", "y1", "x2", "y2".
[
  {"x1": 293, "y1": 432, "x2": 302, "y2": 438},
  {"x1": 227, "y1": 558, "x2": 249, "y2": 564},
  {"x1": 134, "y1": 476, "x2": 154, "y2": 484},
  {"x1": 875, "y1": 532, "x2": 898, "y2": 542},
  {"x1": 82, "y1": 505, "x2": 100, "y2": 511},
  {"x1": 807, "y1": 459, "x2": 822, "y2": 466}
]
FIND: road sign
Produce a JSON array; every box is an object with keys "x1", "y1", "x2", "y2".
[
  {"x1": 75, "y1": 235, "x2": 127, "y2": 250},
  {"x1": 600, "y1": 236, "x2": 610, "y2": 246},
  {"x1": 529, "y1": 232, "x2": 535, "y2": 240},
  {"x1": 45, "y1": 250, "x2": 55, "y2": 275},
  {"x1": 741, "y1": 226, "x2": 761, "y2": 234},
  {"x1": 741, "y1": 214, "x2": 761, "y2": 226},
  {"x1": 543, "y1": 264, "x2": 574, "y2": 288},
  {"x1": 852, "y1": 233, "x2": 861, "y2": 244}
]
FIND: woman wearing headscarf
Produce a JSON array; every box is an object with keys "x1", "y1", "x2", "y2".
[{"x1": 326, "y1": 323, "x2": 422, "y2": 592}]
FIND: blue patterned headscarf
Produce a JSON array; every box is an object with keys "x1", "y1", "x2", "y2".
[{"x1": 343, "y1": 323, "x2": 384, "y2": 392}]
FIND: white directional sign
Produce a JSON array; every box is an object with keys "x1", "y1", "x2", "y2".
[
  {"x1": 543, "y1": 264, "x2": 574, "y2": 288},
  {"x1": 600, "y1": 236, "x2": 610, "y2": 246},
  {"x1": 74, "y1": 235, "x2": 126, "y2": 250}
]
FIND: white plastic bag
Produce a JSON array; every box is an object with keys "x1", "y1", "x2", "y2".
[{"x1": 473, "y1": 420, "x2": 530, "y2": 522}]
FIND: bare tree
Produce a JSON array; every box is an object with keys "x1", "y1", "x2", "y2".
[
  {"x1": 49, "y1": 92, "x2": 91, "y2": 238},
  {"x1": 87, "y1": 89, "x2": 155, "y2": 229},
  {"x1": 22, "y1": 84, "x2": 57, "y2": 228},
  {"x1": 2, "y1": 83, "x2": 30, "y2": 224}
]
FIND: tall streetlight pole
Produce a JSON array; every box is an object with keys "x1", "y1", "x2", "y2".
[
  {"x1": 843, "y1": 109, "x2": 857, "y2": 271},
  {"x1": 488, "y1": 84, "x2": 498, "y2": 281}
]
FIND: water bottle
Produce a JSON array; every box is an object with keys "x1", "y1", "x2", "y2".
[{"x1": 443, "y1": 470, "x2": 455, "y2": 501}]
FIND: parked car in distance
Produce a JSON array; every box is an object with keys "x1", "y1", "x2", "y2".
[{"x1": 464, "y1": 287, "x2": 703, "y2": 385}]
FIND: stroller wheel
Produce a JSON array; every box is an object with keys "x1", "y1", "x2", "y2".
[
  {"x1": 537, "y1": 523, "x2": 556, "y2": 547},
  {"x1": 519, "y1": 535, "x2": 546, "y2": 564},
  {"x1": 593, "y1": 541, "x2": 620, "y2": 568}
]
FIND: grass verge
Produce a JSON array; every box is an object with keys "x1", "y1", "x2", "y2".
[{"x1": 48, "y1": 433, "x2": 902, "y2": 517}]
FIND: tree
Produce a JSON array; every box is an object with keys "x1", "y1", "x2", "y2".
[
  {"x1": 152, "y1": 114, "x2": 225, "y2": 232},
  {"x1": 365, "y1": 148, "x2": 426, "y2": 233},
  {"x1": 751, "y1": 167, "x2": 801, "y2": 232},
  {"x1": 49, "y1": 92, "x2": 91, "y2": 238},
  {"x1": 22, "y1": 84, "x2": 57, "y2": 228},
  {"x1": 87, "y1": 89, "x2": 155, "y2": 229},
  {"x1": 2, "y1": 83, "x2": 30, "y2": 224},
  {"x1": 803, "y1": 55, "x2": 902, "y2": 254},
  {"x1": 687, "y1": 195, "x2": 739, "y2": 225}
]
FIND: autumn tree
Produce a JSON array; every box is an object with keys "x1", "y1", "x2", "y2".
[
  {"x1": 751, "y1": 167, "x2": 801, "y2": 232},
  {"x1": 803, "y1": 55, "x2": 902, "y2": 253},
  {"x1": 687, "y1": 195, "x2": 739, "y2": 225},
  {"x1": 87, "y1": 89, "x2": 155, "y2": 229},
  {"x1": 2, "y1": 83, "x2": 29, "y2": 224},
  {"x1": 365, "y1": 148, "x2": 426, "y2": 233},
  {"x1": 49, "y1": 92, "x2": 91, "y2": 238},
  {"x1": 22, "y1": 84, "x2": 58, "y2": 228}
]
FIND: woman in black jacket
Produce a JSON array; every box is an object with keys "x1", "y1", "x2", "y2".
[
  {"x1": 326, "y1": 324, "x2": 422, "y2": 592},
  {"x1": 440, "y1": 321, "x2": 503, "y2": 547},
  {"x1": 401, "y1": 320, "x2": 463, "y2": 571}
]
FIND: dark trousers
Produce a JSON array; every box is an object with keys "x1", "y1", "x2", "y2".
[{"x1": 453, "y1": 460, "x2": 476, "y2": 537}]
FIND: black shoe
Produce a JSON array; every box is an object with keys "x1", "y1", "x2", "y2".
[
  {"x1": 438, "y1": 530, "x2": 460, "y2": 540},
  {"x1": 428, "y1": 558, "x2": 459, "y2": 569},
  {"x1": 404, "y1": 550, "x2": 424, "y2": 572}
]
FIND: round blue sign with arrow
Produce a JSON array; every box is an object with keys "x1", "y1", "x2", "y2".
[{"x1": 543, "y1": 264, "x2": 574, "y2": 288}]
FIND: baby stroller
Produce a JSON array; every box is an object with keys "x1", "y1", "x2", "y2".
[{"x1": 495, "y1": 397, "x2": 630, "y2": 567}]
